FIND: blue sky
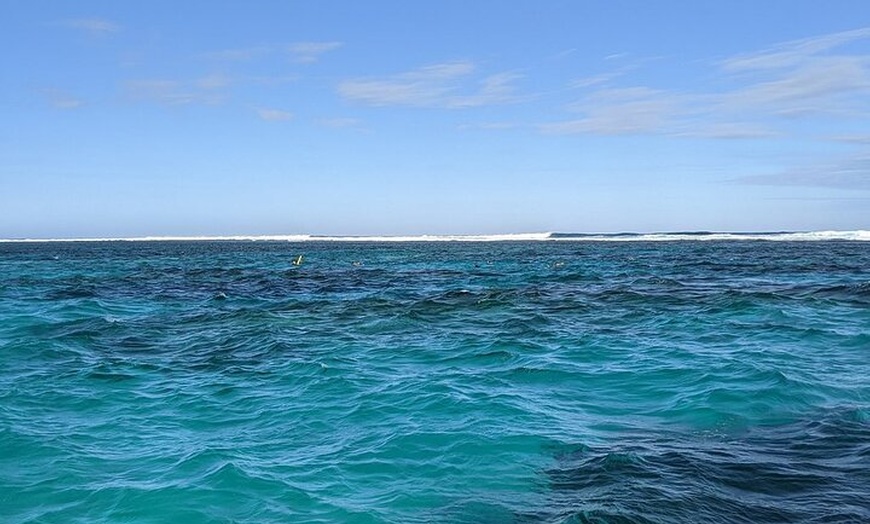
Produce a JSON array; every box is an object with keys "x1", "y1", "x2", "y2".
[{"x1": 3, "y1": 1, "x2": 870, "y2": 237}]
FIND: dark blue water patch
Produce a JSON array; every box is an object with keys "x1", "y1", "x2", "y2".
[
  {"x1": 806, "y1": 282, "x2": 870, "y2": 305},
  {"x1": 544, "y1": 408, "x2": 870, "y2": 524}
]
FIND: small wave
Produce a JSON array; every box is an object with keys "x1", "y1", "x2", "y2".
[{"x1": 809, "y1": 282, "x2": 870, "y2": 304}]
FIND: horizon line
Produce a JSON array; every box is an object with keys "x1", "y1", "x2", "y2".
[{"x1": 2, "y1": 230, "x2": 869, "y2": 243}]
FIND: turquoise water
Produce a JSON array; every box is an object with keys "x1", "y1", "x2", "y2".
[{"x1": 1, "y1": 240, "x2": 868, "y2": 523}]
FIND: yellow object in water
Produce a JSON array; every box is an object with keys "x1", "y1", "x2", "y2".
[{"x1": 292, "y1": 255, "x2": 303, "y2": 266}]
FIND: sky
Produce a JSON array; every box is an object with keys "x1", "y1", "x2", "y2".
[{"x1": 2, "y1": 0, "x2": 870, "y2": 238}]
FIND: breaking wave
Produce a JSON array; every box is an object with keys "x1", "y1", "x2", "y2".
[{"x1": 2, "y1": 230, "x2": 869, "y2": 243}]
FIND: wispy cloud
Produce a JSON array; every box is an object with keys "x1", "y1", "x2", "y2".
[
  {"x1": 256, "y1": 108, "x2": 293, "y2": 121},
  {"x1": 204, "y1": 42, "x2": 342, "y2": 64},
  {"x1": 722, "y1": 27, "x2": 870, "y2": 72},
  {"x1": 570, "y1": 73, "x2": 621, "y2": 89},
  {"x1": 338, "y1": 61, "x2": 474, "y2": 107},
  {"x1": 125, "y1": 77, "x2": 226, "y2": 106},
  {"x1": 732, "y1": 153, "x2": 870, "y2": 190},
  {"x1": 549, "y1": 48, "x2": 578, "y2": 60},
  {"x1": 203, "y1": 46, "x2": 271, "y2": 62},
  {"x1": 540, "y1": 87, "x2": 682, "y2": 135},
  {"x1": 196, "y1": 73, "x2": 232, "y2": 90},
  {"x1": 458, "y1": 121, "x2": 519, "y2": 131},
  {"x1": 317, "y1": 117, "x2": 363, "y2": 129},
  {"x1": 720, "y1": 56, "x2": 870, "y2": 117},
  {"x1": 40, "y1": 88, "x2": 84, "y2": 109},
  {"x1": 716, "y1": 29, "x2": 870, "y2": 120},
  {"x1": 450, "y1": 72, "x2": 523, "y2": 108},
  {"x1": 285, "y1": 42, "x2": 342, "y2": 63},
  {"x1": 542, "y1": 27, "x2": 870, "y2": 137},
  {"x1": 675, "y1": 122, "x2": 778, "y2": 140},
  {"x1": 60, "y1": 18, "x2": 120, "y2": 36},
  {"x1": 338, "y1": 61, "x2": 522, "y2": 108},
  {"x1": 829, "y1": 134, "x2": 870, "y2": 144}
]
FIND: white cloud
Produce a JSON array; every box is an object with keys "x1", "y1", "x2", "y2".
[
  {"x1": 716, "y1": 28, "x2": 870, "y2": 119},
  {"x1": 675, "y1": 122, "x2": 778, "y2": 140},
  {"x1": 204, "y1": 42, "x2": 342, "y2": 64},
  {"x1": 570, "y1": 73, "x2": 619, "y2": 89},
  {"x1": 448, "y1": 72, "x2": 523, "y2": 108},
  {"x1": 285, "y1": 42, "x2": 343, "y2": 63},
  {"x1": 720, "y1": 56, "x2": 870, "y2": 116},
  {"x1": 317, "y1": 117, "x2": 363, "y2": 129},
  {"x1": 829, "y1": 135, "x2": 870, "y2": 144},
  {"x1": 733, "y1": 153, "x2": 870, "y2": 190},
  {"x1": 256, "y1": 108, "x2": 293, "y2": 121},
  {"x1": 458, "y1": 121, "x2": 519, "y2": 131},
  {"x1": 338, "y1": 62, "x2": 473, "y2": 107},
  {"x1": 40, "y1": 88, "x2": 84, "y2": 109},
  {"x1": 125, "y1": 79, "x2": 225, "y2": 106},
  {"x1": 203, "y1": 46, "x2": 271, "y2": 61},
  {"x1": 541, "y1": 87, "x2": 682, "y2": 135},
  {"x1": 541, "y1": 27, "x2": 870, "y2": 137},
  {"x1": 197, "y1": 74, "x2": 232, "y2": 90},
  {"x1": 60, "y1": 18, "x2": 120, "y2": 36},
  {"x1": 722, "y1": 27, "x2": 870, "y2": 72},
  {"x1": 338, "y1": 61, "x2": 521, "y2": 108},
  {"x1": 549, "y1": 48, "x2": 578, "y2": 60}
]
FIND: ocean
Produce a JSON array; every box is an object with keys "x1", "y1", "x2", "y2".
[{"x1": 1, "y1": 235, "x2": 868, "y2": 523}]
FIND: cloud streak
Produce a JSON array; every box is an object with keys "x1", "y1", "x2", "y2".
[
  {"x1": 733, "y1": 153, "x2": 870, "y2": 190},
  {"x1": 40, "y1": 88, "x2": 84, "y2": 109},
  {"x1": 125, "y1": 78, "x2": 226, "y2": 106},
  {"x1": 338, "y1": 61, "x2": 522, "y2": 108},
  {"x1": 721, "y1": 27, "x2": 870, "y2": 72},
  {"x1": 60, "y1": 18, "x2": 120, "y2": 36},
  {"x1": 542, "y1": 27, "x2": 870, "y2": 137},
  {"x1": 256, "y1": 108, "x2": 293, "y2": 121},
  {"x1": 285, "y1": 42, "x2": 342, "y2": 63},
  {"x1": 205, "y1": 42, "x2": 342, "y2": 64},
  {"x1": 540, "y1": 87, "x2": 681, "y2": 135},
  {"x1": 720, "y1": 56, "x2": 870, "y2": 117},
  {"x1": 203, "y1": 46, "x2": 271, "y2": 62},
  {"x1": 317, "y1": 117, "x2": 363, "y2": 129}
]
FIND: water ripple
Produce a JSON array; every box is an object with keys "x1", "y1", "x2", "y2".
[{"x1": 1, "y1": 240, "x2": 868, "y2": 523}]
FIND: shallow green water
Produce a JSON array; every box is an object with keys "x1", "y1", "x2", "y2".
[{"x1": 1, "y1": 240, "x2": 868, "y2": 523}]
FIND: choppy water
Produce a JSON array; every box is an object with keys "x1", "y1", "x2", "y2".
[{"x1": 1, "y1": 240, "x2": 868, "y2": 523}]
